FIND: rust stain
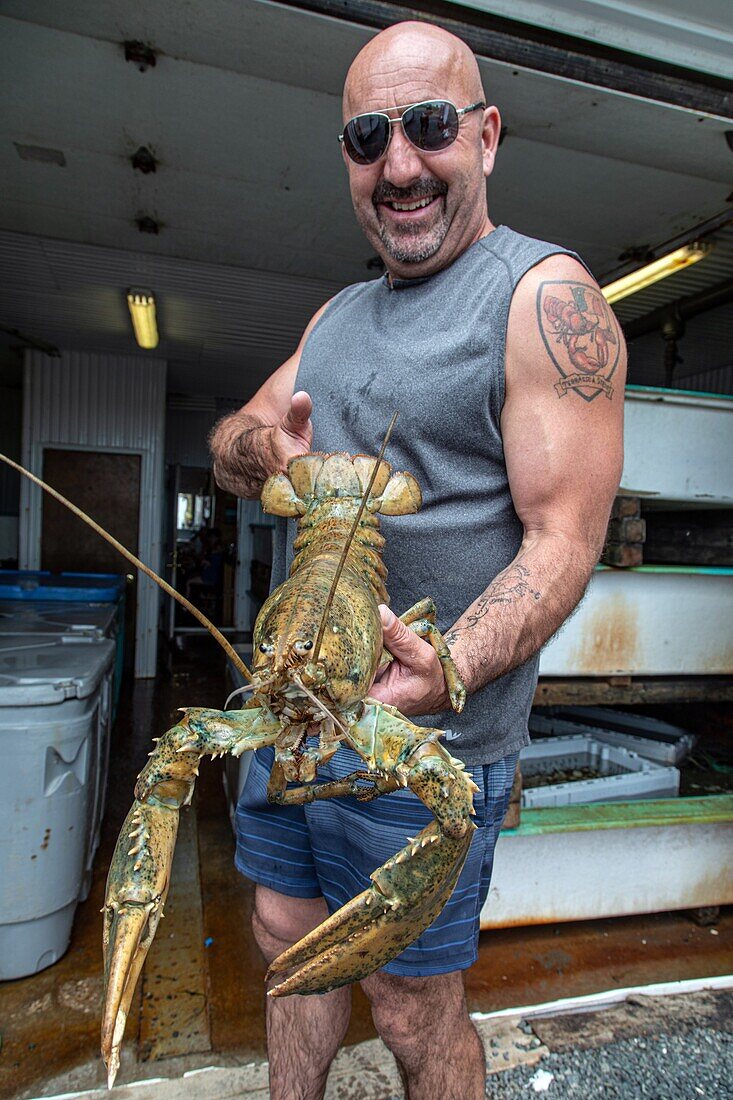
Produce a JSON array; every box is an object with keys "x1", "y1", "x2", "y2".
[{"x1": 569, "y1": 593, "x2": 640, "y2": 675}]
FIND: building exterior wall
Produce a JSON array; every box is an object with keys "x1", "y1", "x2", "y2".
[{"x1": 20, "y1": 350, "x2": 167, "y2": 677}]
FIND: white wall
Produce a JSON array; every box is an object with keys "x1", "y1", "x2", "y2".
[{"x1": 20, "y1": 350, "x2": 167, "y2": 677}]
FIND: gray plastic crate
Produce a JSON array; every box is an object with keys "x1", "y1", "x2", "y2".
[
  {"x1": 530, "y1": 710, "x2": 696, "y2": 766},
  {"x1": 548, "y1": 706, "x2": 694, "y2": 744},
  {"x1": 520, "y1": 734, "x2": 679, "y2": 809},
  {"x1": 0, "y1": 636, "x2": 115, "y2": 979}
]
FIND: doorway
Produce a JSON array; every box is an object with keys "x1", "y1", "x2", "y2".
[
  {"x1": 167, "y1": 465, "x2": 238, "y2": 639},
  {"x1": 41, "y1": 448, "x2": 140, "y2": 671}
]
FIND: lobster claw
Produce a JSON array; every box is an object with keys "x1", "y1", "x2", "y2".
[
  {"x1": 267, "y1": 705, "x2": 479, "y2": 997},
  {"x1": 101, "y1": 799, "x2": 179, "y2": 1089},
  {"x1": 266, "y1": 819, "x2": 473, "y2": 997}
]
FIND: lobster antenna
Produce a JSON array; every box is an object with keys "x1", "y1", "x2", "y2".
[
  {"x1": 0, "y1": 453, "x2": 253, "y2": 682},
  {"x1": 311, "y1": 412, "x2": 398, "y2": 664}
]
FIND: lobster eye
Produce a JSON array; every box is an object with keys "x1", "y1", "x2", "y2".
[
  {"x1": 303, "y1": 640, "x2": 313, "y2": 651},
  {"x1": 259, "y1": 642, "x2": 273, "y2": 654}
]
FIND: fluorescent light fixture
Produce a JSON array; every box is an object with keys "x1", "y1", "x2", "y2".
[
  {"x1": 602, "y1": 243, "x2": 710, "y2": 305},
  {"x1": 126, "y1": 288, "x2": 159, "y2": 349}
]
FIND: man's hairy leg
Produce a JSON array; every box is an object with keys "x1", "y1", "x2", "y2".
[
  {"x1": 361, "y1": 970, "x2": 485, "y2": 1100},
  {"x1": 252, "y1": 885, "x2": 351, "y2": 1100}
]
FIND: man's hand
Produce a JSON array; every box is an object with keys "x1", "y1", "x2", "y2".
[
  {"x1": 210, "y1": 390, "x2": 313, "y2": 498},
  {"x1": 271, "y1": 390, "x2": 313, "y2": 469},
  {"x1": 369, "y1": 606, "x2": 451, "y2": 716}
]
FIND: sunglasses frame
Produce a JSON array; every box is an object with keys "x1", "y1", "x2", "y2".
[{"x1": 338, "y1": 99, "x2": 486, "y2": 164}]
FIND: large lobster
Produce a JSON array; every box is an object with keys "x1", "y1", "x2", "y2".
[{"x1": 1, "y1": 424, "x2": 477, "y2": 1090}]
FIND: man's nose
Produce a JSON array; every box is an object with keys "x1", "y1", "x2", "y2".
[{"x1": 381, "y1": 124, "x2": 424, "y2": 188}]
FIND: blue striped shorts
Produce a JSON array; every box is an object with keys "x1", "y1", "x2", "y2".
[{"x1": 235, "y1": 743, "x2": 518, "y2": 977}]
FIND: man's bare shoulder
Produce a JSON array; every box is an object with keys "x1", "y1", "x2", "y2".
[{"x1": 507, "y1": 253, "x2": 626, "y2": 406}]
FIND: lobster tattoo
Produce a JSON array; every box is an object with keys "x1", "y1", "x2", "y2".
[
  {"x1": 1, "y1": 426, "x2": 477, "y2": 1090},
  {"x1": 543, "y1": 286, "x2": 617, "y2": 375}
]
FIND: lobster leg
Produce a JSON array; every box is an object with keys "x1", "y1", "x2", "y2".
[
  {"x1": 102, "y1": 705, "x2": 281, "y2": 1088},
  {"x1": 380, "y1": 598, "x2": 466, "y2": 713},
  {"x1": 266, "y1": 703, "x2": 478, "y2": 997},
  {"x1": 405, "y1": 617, "x2": 466, "y2": 713},
  {"x1": 267, "y1": 763, "x2": 400, "y2": 806}
]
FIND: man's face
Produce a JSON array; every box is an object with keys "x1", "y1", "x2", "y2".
[{"x1": 342, "y1": 37, "x2": 499, "y2": 278}]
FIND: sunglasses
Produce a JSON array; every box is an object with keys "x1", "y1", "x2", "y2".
[{"x1": 339, "y1": 99, "x2": 485, "y2": 166}]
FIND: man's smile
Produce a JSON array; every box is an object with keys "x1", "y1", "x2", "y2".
[{"x1": 376, "y1": 192, "x2": 445, "y2": 224}]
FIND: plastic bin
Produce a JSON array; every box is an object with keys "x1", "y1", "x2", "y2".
[
  {"x1": 0, "y1": 570, "x2": 125, "y2": 602},
  {"x1": 0, "y1": 598, "x2": 118, "y2": 640},
  {"x1": 0, "y1": 635, "x2": 115, "y2": 979},
  {"x1": 530, "y1": 710, "x2": 696, "y2": 766},
  {"x1": 0, "y1": 572, "x2": 125, "y2": 720},
  {"x1": 546, "y1": 707, "x2": 697, "y2": 762},
  {"x1": 224, "y1": 644, "x2": 254, "y2": 826},
  {"x1": 0, "y1": 599, "x2": 120, "y2": 861},
  {"x1": 520, "y1": 734, "x2": 679, "y2": 809}
]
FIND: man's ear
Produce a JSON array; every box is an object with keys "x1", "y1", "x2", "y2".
[{"x1": 481, "y1": 105, "x2": 502, "y2": 179}]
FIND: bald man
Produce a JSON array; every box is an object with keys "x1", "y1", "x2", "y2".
[{"x1": 211, "y1": 21, "x2": 625, "y2": 1100}]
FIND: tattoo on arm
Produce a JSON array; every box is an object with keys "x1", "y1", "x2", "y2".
[
  {"x1": 538, "y1": 280, "x2": 621, "y2": 403},
  {"x1": 209, "y1": 412, "x2": 278, "y2": 497},
  {"x1": 445, "y1": 563, "x2": 541, "y2": 646}
]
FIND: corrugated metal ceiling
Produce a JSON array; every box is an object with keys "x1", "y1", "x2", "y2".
[{"x1": 0, "y1": 230, "x2": 344, "y2": 399}]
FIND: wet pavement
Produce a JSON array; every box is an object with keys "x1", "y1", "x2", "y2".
[{"x1": 1, "y1": 642, "x2": 731, "y2": 1099}]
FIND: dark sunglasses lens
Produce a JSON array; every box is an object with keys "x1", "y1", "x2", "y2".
[
  {"x1": 403, "y1": 101, "x2": 459, "y2": 151},
  {"x1": 343, "y1": 114, "x2": 390, "y2": 164}
]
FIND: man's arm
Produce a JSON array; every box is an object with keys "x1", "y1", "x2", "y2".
[
  {"x1": 372, "y1": 254, "x2": 626, "y2": 714},
  {"x1": 209, "y1": 301, "x2": 330, "y2": 498}
]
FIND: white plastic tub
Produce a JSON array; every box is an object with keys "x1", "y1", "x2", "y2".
[
  {"x1": 0, "y1": 636, "x2": 115, "y2": 978},
  {"x1": 0, "y1": 600, "x2": 119, "y2": 870}
]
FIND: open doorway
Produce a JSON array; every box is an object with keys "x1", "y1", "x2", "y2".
[{"x1": 167, "y1": 464, "x2": 238, "y2": 640}]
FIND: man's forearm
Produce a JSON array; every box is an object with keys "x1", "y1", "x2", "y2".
[
  {"x1": 209, "y1": 411, "x2": 279, "y2": 499},
  {"x1": 445, "y1": 531, "x2": 597, "y2": 693}
]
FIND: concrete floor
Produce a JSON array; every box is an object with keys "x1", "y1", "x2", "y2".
[{"x1": 1, "y1": 642, "x2": 731, "y2": 1100}]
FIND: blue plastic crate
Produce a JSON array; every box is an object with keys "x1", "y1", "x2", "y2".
[{"x1": 0, "y1": 571, "x2": 125, "y2": 602}]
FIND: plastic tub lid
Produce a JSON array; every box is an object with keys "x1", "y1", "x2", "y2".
[
  {"x1": 0, "y1": 571, "x2": 126, "y2": 602},
  {"x1": 0, "y1": 637, "x2": 116, "y2": 706},
  {"x1": 0, "y1": 600, "x2": 117, "y2": 639}
]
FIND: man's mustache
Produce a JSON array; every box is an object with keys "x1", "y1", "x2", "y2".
[{"x1": 372, "y1": 178, "x2": 448, "y2": 205}]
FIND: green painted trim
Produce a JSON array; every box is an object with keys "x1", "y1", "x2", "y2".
[
  {"x1": 502, "y1": 795, "x2": 733, "y2": 837},
  {"x1": 625, "y1": 384, "x2": 733, "y2": 401},
  {"x1": 594, "y1": 564, "x2": 733, "y2": 576}
]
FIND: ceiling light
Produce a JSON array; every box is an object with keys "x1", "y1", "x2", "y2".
[
  {"x1": 127, "y1": 289, "x2": 159, "y2": 349},
  {"x1": 602, "y1": 243, "x2": 711, "y2": 304}
]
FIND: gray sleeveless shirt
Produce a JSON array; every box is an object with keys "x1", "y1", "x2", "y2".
[{"x1": 271, "y1": 226, "x2": 578, "y2": 764}]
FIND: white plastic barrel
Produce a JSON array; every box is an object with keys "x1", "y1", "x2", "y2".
[{"x1": 0, "y1": 636, "x2": 115, "y2": 979}]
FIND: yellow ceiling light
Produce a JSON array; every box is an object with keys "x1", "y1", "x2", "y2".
[
  {"x1": 126, "y1": 288, "x2": 159, "y2": 349},
  {"x1": 601, "y1": 243, "x2": 711, "y2": 305}
]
